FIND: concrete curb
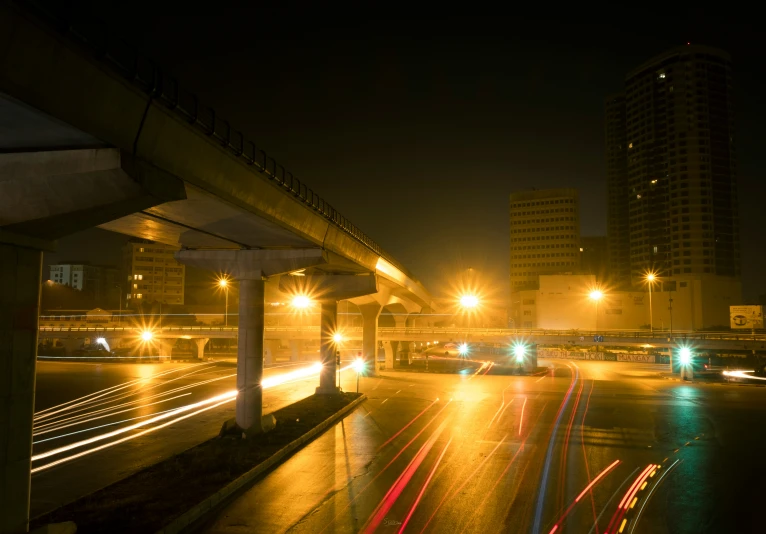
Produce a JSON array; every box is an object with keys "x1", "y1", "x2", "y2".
[{"x1": 155, "y1": 394, "x2": 367, "y2": 534}]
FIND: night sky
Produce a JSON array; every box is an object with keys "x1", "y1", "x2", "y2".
[{"x1": 46, "y1": 6, "x2": 766, "y2": 301}]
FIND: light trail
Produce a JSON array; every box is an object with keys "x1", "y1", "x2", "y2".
[
  {"x1": 319, "y1": 399, "x2": 453, "y2": 534},
  {"x1": 378, "y1": 398, "x2": 440, "y2": 450},
  {"x1": 363, "y1": 419, "x2": 450, "y2": 533},
  {"x1": 723, "y1": 370, "x2": 766, "y2": 381},
  {"x1": 32, "y1": 363, "x2": 330, "y2": 472},
  {"x1": 34, "y1": 372, "x2": 236, "y2": 430},
  {"x1": 558, "y1": 369, "x2": 585, "y2": 510},
  {"x1": 604, "y1": 464, "x2": 656, "y2": 534},
  {"x1": 397, "y1": 436, "x2": 453, "y2": 534},
  {"x1": 580, "y1": 379, "x2": 599, "y2": 531},
  {"x1": 32, "y1": 398, "x2": 233, "y2": 474},
  {"x1": 532, "y1": 363, "x2": 578, "y2": 534},
  {"x1": 33, "y1": 393, "x2": 192, "y2": 437},
  {"x1": 34, "y1": 363, "x2": 211, "y2": 419},
  {"x1": 34, "y1": 364, "x2": 219, "y2": 423},
  {"x1": 519, "y1": 397, "x2": 527, "y2": 435},
  {"x1": 586, "y1": 467, "x2": 639, "y2": 534},
  {"x1": 629, "y1": 459, "x2": 680, "y2": 533},
  {"x1": 34, "y1": 406, "x2": 185, "y2": 445}
]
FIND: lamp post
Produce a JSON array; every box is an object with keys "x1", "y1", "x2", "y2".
[
  {"x1": 589, "y1": 290, "x2": 604, "y2": 332},
  {"x1": 218, "y1": 278, "x2": 229, "y2": 326},
  {"x1": 459, "y1": 293, "x2": 479, "y2": 346},
  {"x1": 645, "y1": 273, "x2": 656, "y2": 335}
]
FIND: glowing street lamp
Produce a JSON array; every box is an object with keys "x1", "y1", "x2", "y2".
[
  {"x1": 458, "y1": 343, "x2": 469, "y2": 357},
  {"x1": 678, "y1": 346, "x2": 693, "y2": 380},
  {"x1": 333, "y1": 332, "x2": 344, "y2": 344},
  {"x1": 513, "y1": 343, "x2": 527, "y2": 364},
  {"x1": 218, "y1": 277, "x2": 230, "y2": 327},
  {"x1": 644, "y1": 272, "x2": 657, "y2": 335},
  {"x1": 589, "y1": 289, "x2": 604, "y2": 331},
  {"x1": 292, "y1": 295, "x2": 311, "y2": 309},
  {"x1": 459, "y1": 294, "x2": 479, "y2": 309},
  {"x1": 140, "y1": 330, "x2": 153, "y2": 342},
  {"x1": 352, "y1": 357, "x2": 365, "y2": 393}
]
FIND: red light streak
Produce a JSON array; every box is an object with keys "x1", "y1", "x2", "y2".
[
  {"x1": 576, "y1": 459, "x2": 621, "y2": 502},
  {"x1": 519, "y1": 397, "x2": 527, "y2": 435},
  {"x1": 398, "y1": 436, "x2": 453, "y2": 534},
  {"x1": 605, "y1": 463, "x2": 655, "y2": 534},
  {"x1": 378, "y1": 398, "x2": 439, "y2": 451},
  {"x1": 363, "y1": 420, "x2": 449, "y2": 533}
]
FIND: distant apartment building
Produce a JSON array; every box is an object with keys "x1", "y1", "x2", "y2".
[
  {"x1": 606, "y1": 44, "x2": 740, "y2": 287},
  {"x1": 49, "y1": 263, "x2": 101, "y2": 293},
  {"x1": 123, "y1": 241, "x2": 185, "y2": 306}
]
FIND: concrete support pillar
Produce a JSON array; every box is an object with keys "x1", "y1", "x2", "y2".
[
  {"x1": 317, "y1": 301, "x2": 339, "y2": 394},
  {"x1": 358, "y1": 303, "x2": 382, "y2": 376},
  {"x1": 391, "y1": 340, "x2": 401, "y2": 368},
  {"x1": 237, "y1": 278, "x2": 267, "y2": 433},
  {"x1": 158, "y1": 340, "x2": 175, "y2": 359},
  {"x1": 264, "y1": 340, "x2": 278, "y2": 366},
  {"x1": 381, "y1": 341, "x2": 395, "y2": 370},
  {"x1": 193, "y1": 338, "x2": 209, "y2": 360},
  {"x1": 0, "y1": 244, "x2": 42, "y2": 534},
  {"x1": 289, "y1": 339, "x2": 301, "y2": 362}
]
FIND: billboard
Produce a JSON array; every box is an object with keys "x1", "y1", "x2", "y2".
[{"x1": 729, "y1": 305, "x2": 764, "y2": 329}]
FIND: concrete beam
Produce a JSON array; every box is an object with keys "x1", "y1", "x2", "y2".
[
  {"x1": 176, "y1": 249, "x2": 327, "y2": 279},
  {"x1": 0, "y1": 149, "x2": 185, "y2": 242},
  {"x1": 0, "y1": 244, "x2": 42, "y2": 534}
]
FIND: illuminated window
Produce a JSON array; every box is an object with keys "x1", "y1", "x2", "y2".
[
  {"x1": 139, "y1": 247, "x2": 144, "y2": 252},
  {"x1": 628, "y1": 142, "x2": 633, "y2": 149},
  {"x1": 137, "y1": 294, "x2": 142, "y2": 299},
  {"x1": 133, "y1": 283, "x2": 138, "y2": 289},
  {"x1": 659, "y1": 73, "x2": 666, "y2": 79}
]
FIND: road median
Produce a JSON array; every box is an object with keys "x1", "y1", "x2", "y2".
[{"x1": 31, "y1": 392, "x2": 366, "y2": 534}]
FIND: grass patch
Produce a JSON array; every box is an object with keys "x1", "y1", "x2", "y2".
[{"x1": 32, "y1": 392, "x2": 362, "y2": 534}]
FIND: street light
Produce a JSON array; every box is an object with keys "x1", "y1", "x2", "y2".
[
  {"x1": 589, "y1": 290, "x2": 604, "y2": 331},
  {"x1": 352, "y1": 357, "x2": 365, "y2": 393},
  {"x1": 140, "y1": 330, "x2": 153, "y2": 342},
  {"x1": 458, "y1": 343, "x2": 469, "y2": 357},
  {"x1": 678, "y1": 346, "x2": 693, "y2": 380},
  {"x1": 459, "y1": 294, "x2": 479, "y2": 309},
  {"x1": 333, "y1": 332, "x2": 344, "y2": 344},
  {"x1": 645, "y1": 272, "x2": 657, "y2": 335},
  {"x1": 218, "y1": 277, "x2": 230, "y2": 327},
  {"x1": 513, "y1": 343, "x2": 526, "y2": 363},
  {"x1": 292, "y1": 295, "x2": 311, "y2": 309}
]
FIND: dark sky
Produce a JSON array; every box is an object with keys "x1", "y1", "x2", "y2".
[{"x1": 47, "y1": 6, "x2": 766, "y2": 301}]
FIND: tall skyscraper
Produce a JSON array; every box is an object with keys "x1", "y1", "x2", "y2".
[
  {"x1": 605, "y1": 93, "x2": 630, "y2": 287},
  {"x1": 123, "y1": 240, "x2": 185, "y2": 306},
  {"x1": 509, "y1": 188, "x2": 581, "y2": 292},
  {"x1": 607, "y1": 44, "x2": 740, "y2": 286}
]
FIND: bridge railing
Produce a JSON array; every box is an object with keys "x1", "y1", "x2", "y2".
[
  {"x1": 24, "y1": 0, "x2": 415, "y2": 282},
  {"x1": 37, "y1": 325, "x2": 766, "y2": 342}
]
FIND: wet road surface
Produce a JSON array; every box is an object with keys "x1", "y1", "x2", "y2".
[{"x1": 198, "y1": 360, "x2": 766, "y2": 534}]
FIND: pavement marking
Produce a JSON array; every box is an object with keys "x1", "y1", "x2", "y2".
[
  {"x1": 684, "y1": 441, "x2": 690, "y2": 446},
  {"x1": 396, "y1": 389, "x2": 402, "y2": 394},
  {"x1": 535, "y1": 375, "x2": 548, "y2": 383},
  {"x1": 381, "y1": 398, "x2": 388, "y2": 404},
  {"x1": 619, "y1": 518, "x2": 628, "y2": 533},
  {"x1": 408, "y1": 383, "x2": 414, "y2": 387}
]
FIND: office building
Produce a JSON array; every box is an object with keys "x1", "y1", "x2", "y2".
[
  {"x1": 607, "y1": 44, "x2": 740, "y2": 286},
  {"x1": 510, "y1": 188, "x2": 580, "y2": 326},
  {"x1": 123, "y1": 240, "x2": 185, "y2": 306},
  {"x1": 49, "y1": 263, "x2": 101, "y2": 292}
]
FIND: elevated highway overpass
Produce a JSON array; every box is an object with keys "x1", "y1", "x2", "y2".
[{"x1": 0, "y1": 2, "x2": 432, "y2": 530}]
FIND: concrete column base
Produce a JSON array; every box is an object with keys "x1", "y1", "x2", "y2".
[
  {"x1": 315, "y1": 385, "x2": 341, "y2": 395},
  {"x1": 289, "y1": 339, "x2": 301, "y2": 362},
  {"x1": 193, "y1": 338, "x2": 209, "y2": 360}
]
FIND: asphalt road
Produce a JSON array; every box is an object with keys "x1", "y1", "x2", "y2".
[
  {"x1": 197, "y1": 360, "x2": 766, "y2": 534},
  {"x1": 31, "y1": 359, "x2": 361, "y2": 518}
]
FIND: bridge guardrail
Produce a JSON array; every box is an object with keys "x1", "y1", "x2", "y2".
[{"x1": 36, "y1": 325, "x2": 766, "y2": 342}]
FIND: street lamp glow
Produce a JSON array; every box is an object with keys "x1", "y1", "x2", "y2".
[
  {"x1": 645, "y1": 273, "x2": 656, "y2": 283},
  {"x1": 218, "y1": 278, "x2": 228, "y2": 288},
  {"x1": 458, "y1": 343, "x2": 469, "y2": 356},
  {"x1": 589, "y1": 290, "x2": 604, "y2": 301},
  {"x1": 679, "y1": 347, "x2": 692, "y2": 366},
  {"x1": 140, "y1": 330, "x2": 153, "y2": 342},
  {"x1": 459, "y1": 295, "x2": 479, "y2": 309},
  {"x1": 513, "y1": 344, "x2": 526, "y2": 363},
  {"x1": 352, "y1": 358, "x2": 365, "y2": 374},
  {"x1": 332, "y1": 333, "x2": 344, "y2": 344},
  {"x1": 292, "y1": 295, "x2": 311, "y2": 309}
]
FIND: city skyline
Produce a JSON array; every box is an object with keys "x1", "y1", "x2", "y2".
[{"x1": 42, "y1": 11, "x2": 765, "y2": 302}]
